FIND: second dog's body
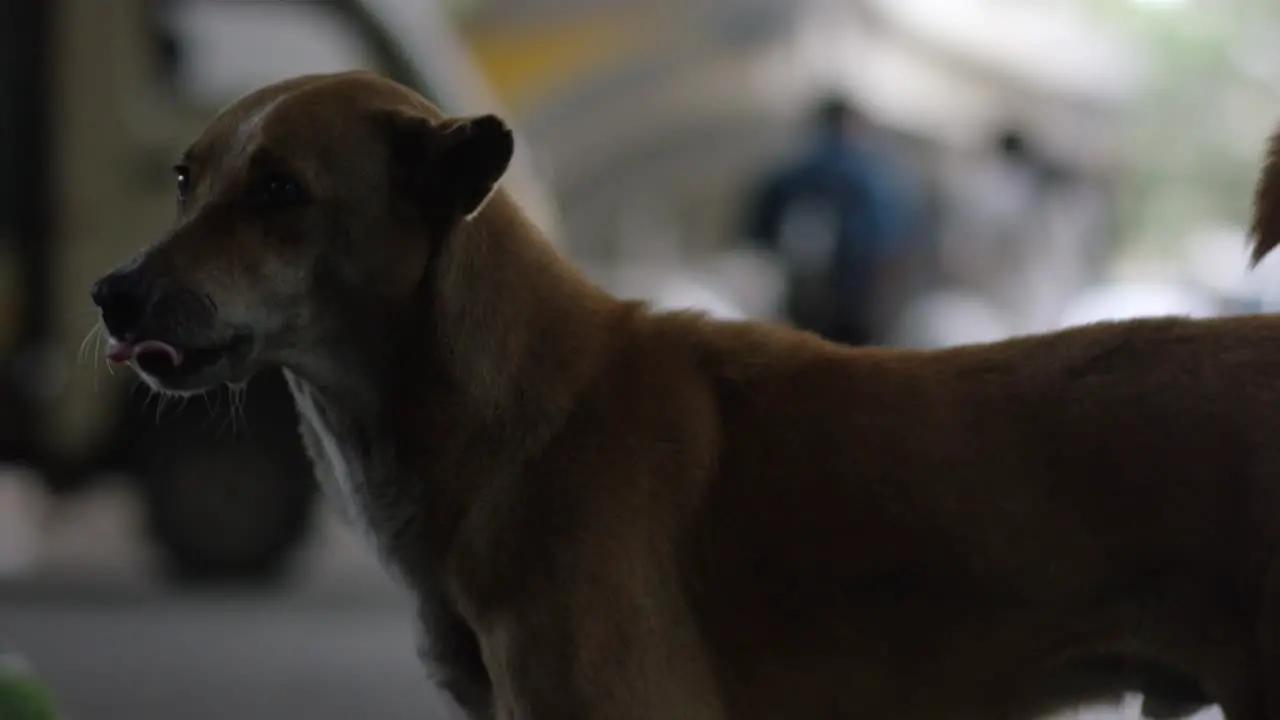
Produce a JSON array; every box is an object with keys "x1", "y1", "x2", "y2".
[{"x1": 90, "y1": 71, "x2": 1280, "y2": 719}]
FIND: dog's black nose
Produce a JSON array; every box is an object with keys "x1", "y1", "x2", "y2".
[{"x1": 91, "y1": 270, "x2": 149, "y2": 337}]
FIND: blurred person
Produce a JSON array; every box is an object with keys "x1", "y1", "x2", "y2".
[
  {"x1": 936, "y1": 126, "x2": 1080, "y2": 335},
  {"x1": 937, "y1": 129, "x2": 1040, "y2": 288},
  {"x1": 741, "y1": 94, "x2": 920, "y2": 346}
]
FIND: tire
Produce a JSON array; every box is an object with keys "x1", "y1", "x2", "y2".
[{"x1": 127, "y1": 371, "x2": 317, "y2": 586}]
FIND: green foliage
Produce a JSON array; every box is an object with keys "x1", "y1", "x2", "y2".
[
  {"x1": 1080, "y1": 1, "x2": 1280, "y2": 255},
  {"x1": 0, "y1": 671, "x2": 60, "y2": 720}
]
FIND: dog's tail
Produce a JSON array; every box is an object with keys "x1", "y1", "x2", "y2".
[{"x1": 1250, "y1": 126, "x2": 1280, "y2": 267}]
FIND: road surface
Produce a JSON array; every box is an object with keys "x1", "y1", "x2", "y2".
[{"x1": 0, "y1": 480, "x2": 464, "y2": 720}]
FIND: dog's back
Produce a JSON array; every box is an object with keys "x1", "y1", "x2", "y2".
[{"x1": 544, "y1": 309, "x2": 1272, "y2": 718}]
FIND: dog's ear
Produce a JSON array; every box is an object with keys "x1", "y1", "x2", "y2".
[
  {"x1": 439, "y1": 114, "x2": 515, "y2": 219},
  {"x1": 1251, "y1": 126, "x2": 1280, "y2": 267},
  {"x1": 384, "y1": 111, "x2": 514, "y2": 224}
]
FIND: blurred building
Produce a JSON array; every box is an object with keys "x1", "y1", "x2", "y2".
[
  {"x1": 458, "y1": 0, "x2": 1145, "y2": 339},
  {"x1": 3, "y1": 0, "x2": 1275, "y2": 587}
]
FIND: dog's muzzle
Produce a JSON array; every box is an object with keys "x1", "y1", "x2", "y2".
[
  {"x1": 90, "y1": 264, "x2": 230, "y2": 380},
  {"x1": 90, "y1": 267, "x2": 151, "y2": 341}
]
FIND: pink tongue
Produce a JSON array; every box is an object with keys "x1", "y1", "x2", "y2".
[
  {"x1": 107, "y1": 340, "x2": 183, "y2": 366},
  {"x1": 105, "y1": 341, "x2": 133, "y2": 364}
]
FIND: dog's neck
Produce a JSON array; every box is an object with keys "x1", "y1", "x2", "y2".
[
  {"x1": 283, "y1": 190, "x2": 618, "y2": 584},
  {"x1": 429, "y1": 192, "x2": 617, "y2": 424}
]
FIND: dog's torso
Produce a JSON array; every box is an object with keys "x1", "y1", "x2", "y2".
[
  {"x1": 294, "y1": 304, "x2": 1280, "y2": 720},
  {"x1": 671, "y1": 314, "x2": 1278, "y2": 719},
  {"x1": 461, "y1": 310, "x2": 1271, "y2": 720}
]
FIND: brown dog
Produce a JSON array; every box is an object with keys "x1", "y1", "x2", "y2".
[{"x1": 90, "y1": 69, "x2": 1280, "y2": 719}]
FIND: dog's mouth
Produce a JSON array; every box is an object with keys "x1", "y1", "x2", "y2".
[{"x1": 106, "y1": 335, "x2": 252, "y2": 385}]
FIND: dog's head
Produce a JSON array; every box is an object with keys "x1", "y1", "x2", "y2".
[{"x1": 90, "y1": 71, "x2": 514, "y2": 394}]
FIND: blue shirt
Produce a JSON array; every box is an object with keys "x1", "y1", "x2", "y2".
[
  {"x1": 745, "y1": 132, "x2": 918, "y2": 312},
  {"x1": 746, "y1": 131, "x2": 916, "y2": 262}
]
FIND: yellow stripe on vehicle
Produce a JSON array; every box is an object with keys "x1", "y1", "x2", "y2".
[{"x1": 464, "y1": 10, "x2": 667, "y2": 112}]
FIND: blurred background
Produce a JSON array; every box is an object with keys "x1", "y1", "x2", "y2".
[{"x1": 0, "y1": 0, "x2": 1277, "y2": 717}]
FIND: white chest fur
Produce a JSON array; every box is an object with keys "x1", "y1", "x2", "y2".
[{"x1": 282, "y1": 370, "x2": 372, "y2": 536}]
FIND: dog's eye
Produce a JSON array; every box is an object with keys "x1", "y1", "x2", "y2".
[
  {"x1": 174, "y1": 165, "x2": 190, "y2": 199},
  {"x1": 253, "y1": 171, "x2": 305, "y2": 209}
]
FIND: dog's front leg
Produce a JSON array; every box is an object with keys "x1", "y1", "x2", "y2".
[
  {"x1": 479, "y1": 614, "x2": 723, "y2": 720},
  {"x1": 475, "y1": 621, "x2": 634, "y2": 720},
  {"x1": 417, "y1": 601, "x2": 494, "y2": 719}
]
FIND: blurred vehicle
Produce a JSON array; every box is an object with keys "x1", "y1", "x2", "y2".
[
  {"x1": 1052, "y1": 227, "x2": 1272, "y2": 333},
  {"x1": 888, "y1": 289, "x2": 1014, "y2": 349},
  {"x1": 887, "y1": 279, "x2": 1224, "y2": 351},
  {"x1": 1056, "y1": 282, "x2": 1223, "y2": 329},
  {"x1": 605, "y1": 264, "x2": 750, "y2": 321},
  {"x1": 0, "y1": 0, "x2": 559, "y2": 584}
]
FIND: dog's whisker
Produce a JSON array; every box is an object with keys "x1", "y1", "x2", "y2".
[
  {"x1": 77, "y1": 321, "x2": 100, "y2": 367},
  {"x1": 140, "y1": 385, "x2": 164, "y2": 420},
  {"x1": 77, "y1": 322, "x2": 104, "y2": 393},
  {"x1": 219, "y1": 384, "x2": 248, "y2": 435},
  {"x1": 100, "y1": 326, "x2": 116, "y2": 378},
  {"x1": 101, "y1": 334, "x2": 114, "y2": 379},
  {"x1": 219, "y1": 399, "x2": 236, "y2": 434}
]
